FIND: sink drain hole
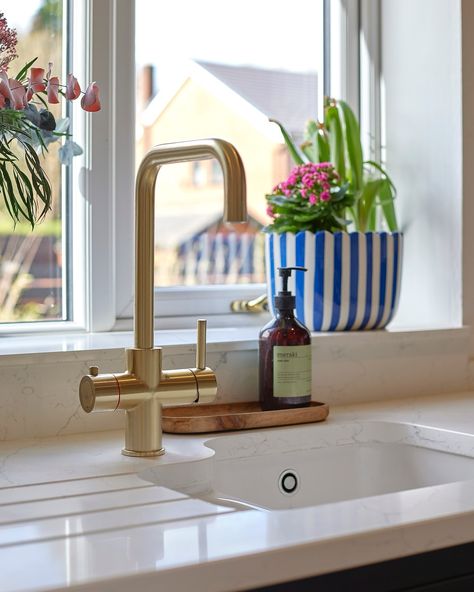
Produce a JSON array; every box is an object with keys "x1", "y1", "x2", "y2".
[{"x1": 278, "y1": 469, "x2": 299, "y2": 495}]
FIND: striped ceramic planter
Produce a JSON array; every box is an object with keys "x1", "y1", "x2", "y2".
[{"x1": 265, "y1": 231, "x2": 403, "y2": 331}]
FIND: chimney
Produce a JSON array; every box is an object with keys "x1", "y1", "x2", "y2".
[{"x1": 138, "y1": 64, "x2": 155, "y2": 109}]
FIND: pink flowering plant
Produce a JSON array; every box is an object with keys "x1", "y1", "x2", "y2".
[
  {"x1": 0, "y1": 12, "x2": 100, "y2": 228},
  {"x1": 265, "y1": 162, "x2": 354, "y2": 234},
  {"x1": 270, "y1": 98, "x2": 398, "y2": 233}
]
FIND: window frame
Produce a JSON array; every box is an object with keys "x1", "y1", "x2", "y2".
[
  {"x1": 0, "y1": 0, "x2": 363, "y2": 334},
  {"x1": 0, "y1": 0, "x2": 86, "y2": 335},
  {"x1": 112, "y1": 0, "x2": 337, "y2": 331}
]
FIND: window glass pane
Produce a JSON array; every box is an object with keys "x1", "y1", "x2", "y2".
[
  {"x1": 136, "y1": 0, "x2": 323, "y2": 288},
  {"x1": 0, "y1": 1, "x2": 66, "y2": 322}
]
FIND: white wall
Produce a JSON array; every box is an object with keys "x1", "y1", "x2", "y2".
[
  {"x1": 461, "y1": 1, "x2": 474, "y2": 353},
  {"x1": 381, "y1": 0, "x2": 463, "y2": 329}
]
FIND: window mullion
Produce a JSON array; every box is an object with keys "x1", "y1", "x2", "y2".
[
  {"x1": 329, "y1": 0, "x2": 360, "y2": 112},
  {"x1": 86, "y1": 0, "x2": 117, "y2": 331},
  {"x1": 114, "y1": 0, "x2": 135, "y2": 321},
  {"x1": 359, "y1": 0, "x2": 381, "y2": 163}
]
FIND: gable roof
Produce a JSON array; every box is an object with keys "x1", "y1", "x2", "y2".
[
  {"x1": 196, "y1": 61, "x2": 318, "y2": 136},
  {"x1": 140, "y1": 60, "x2": 318, "y2": 139}
]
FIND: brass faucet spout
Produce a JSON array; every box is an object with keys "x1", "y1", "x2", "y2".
[
  {"x1": 80, "y1": 138, "x2": 247, "y2": 457},
  {"x1": 135, "y1": 138, "x2": 247, "y2": 350}
]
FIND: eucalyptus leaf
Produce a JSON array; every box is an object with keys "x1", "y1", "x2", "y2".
[{"x1": 59, "y1": 140, "x2": 83, "y2": 165}]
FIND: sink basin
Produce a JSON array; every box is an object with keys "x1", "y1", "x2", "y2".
[{"x1": 141, "y1": 421, "x2": 474, "y2": 510}]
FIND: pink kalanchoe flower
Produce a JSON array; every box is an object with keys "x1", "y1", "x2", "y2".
[
  {"x1": 26, "y1": 67, "x2": 45, "y2": 100},
  {"x1": 47, "y1": 76, "x2": 60, "y2": 104},
  {"x1": 309, "y1": 193, "x2": 318, "y2": 204},
  {"x1": 65, "y1": 73, "x2": 81, "y2": 100},
  {"x1": 320, "y1": 191, "x2": 330, "y2": 202},
  {"x1": 81, "y1": 81, "x2": 101, "y2": 112},
  {"x1": 8, "y1": 78, "x2": 26, "y2": 109},
  {"x1": 266, "y1": 205, "x2": 275, "y2": 218}
]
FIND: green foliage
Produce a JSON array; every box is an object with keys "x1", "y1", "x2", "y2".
[
  {"x1": 0, "y1": 109, "x2": 52, "y2": 228},
  {"x1": 266, "y1": 184, "x2": 353, "y2": 234},
  {"x1": 31, "y1": 0, "x2": 63, "y2": 34},
  {"x1": 270, "y1": 98, "x2": 398, "y2": 233}
]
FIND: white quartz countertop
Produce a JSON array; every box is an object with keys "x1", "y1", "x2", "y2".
[{"x1": 2, "y1": 392, "x2": 474, "y2": 592}]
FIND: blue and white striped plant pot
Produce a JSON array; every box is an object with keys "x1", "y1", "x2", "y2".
[{"x1": 265, "y1": 231, "x2": 403, "y2": 331}]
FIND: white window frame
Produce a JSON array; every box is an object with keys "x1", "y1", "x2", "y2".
[
  {"x1": 112, "y1": 0, "x2": 341, "y2": 332},
  {"x1": 0, "y1": 0, "x2": 365, "y2": 334},
  {"x1": 0, "y1": 0, "x2": 88, "y2": 335}
]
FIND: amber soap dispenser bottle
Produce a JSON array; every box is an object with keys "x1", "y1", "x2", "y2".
[{"x1": 259, "y1": 266, "x2": 312, "y2": 410}]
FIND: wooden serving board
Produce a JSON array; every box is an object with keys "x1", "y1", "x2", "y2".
[{"x1": 162, "y1": 401, "x2": 329, "y2": 434}]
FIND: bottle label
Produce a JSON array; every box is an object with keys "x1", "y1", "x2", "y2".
[{"x1": 273, "y1": 345, "x2": 312, "y2": 398}]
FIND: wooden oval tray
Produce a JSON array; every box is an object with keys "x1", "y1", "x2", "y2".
[{"x1": 162, "y1": 401, "x2": 329, "y2": 434}]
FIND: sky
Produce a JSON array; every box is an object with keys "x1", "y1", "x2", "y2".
[
  {"x1": 2, "y1": 0, "x2": 323, "y2": 85},
  {"x1": 136, "y1": 0, "x2": 323, "y2": 86},
  {"x1": 2, "y1": 0, "x2": 41, "y2": 31}
]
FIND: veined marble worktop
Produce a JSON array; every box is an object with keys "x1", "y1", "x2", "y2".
[{"x1": 2, "y1": 392, "x2": 474, "y2": 592}]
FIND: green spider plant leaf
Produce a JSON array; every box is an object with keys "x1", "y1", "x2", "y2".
[
  {"x1": 367, "y1": 204, "x2": 377, "y2": 232},
  {"x1": 378, "y1": 177, "x2": 398, "y2": 231},
  {"x1": 269, "y1": 118, "x2": 307, "y2": 165},
  {"x1": 357, "y1": 179, "x2": 384, "y2": 233},
  {"x1": 317, "y1": 130, "x2": 330, "y2": 163},
  {"x1": 302, "y1": 119, "x2": 319, "y2": 161},
  {"x1": 363, "y1": 160, "x2": 398, "y2": 231},
  {"x1": 338, "y1": 100, "x2": 364, "y2": 191},
  {"x1": 364, "y1": 159, "x2": 397, "y2": 194},
  {"x1": 326, "y1": 105, "x2": 346, "y2": 179}
]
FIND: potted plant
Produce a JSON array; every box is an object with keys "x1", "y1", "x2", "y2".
[
  {"x1": 265, "y1": 98, "x2": 402, "y2": 331},
  {"x1": 0, "y1": 11, "x2": 100, "y2": 229}
]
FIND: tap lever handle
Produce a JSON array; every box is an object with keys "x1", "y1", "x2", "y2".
[{"x1": 196, "y1": 319, "x2": 207, "y2": 370}]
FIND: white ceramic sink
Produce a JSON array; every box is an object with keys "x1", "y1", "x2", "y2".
[{"x1": 141, "y1": 421, "x2": 474, "y2": 510}]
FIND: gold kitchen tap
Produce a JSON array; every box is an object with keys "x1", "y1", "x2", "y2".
[{"x1": 79, "y1": 139, "x2": 247, "y2": 456}]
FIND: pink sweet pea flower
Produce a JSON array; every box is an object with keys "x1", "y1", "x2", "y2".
[
  {"x1": 26, "y1": 67, "x2": 46, "y2": 100},
  {"x1": 81, "y1": 81, "x2": 101, "y2": 112},
  {"x1": 8, "y1": 78, "x2": 27, "y2": 109},
  {"x1": 47, "y1": 76, "x2": 60, "y2": 104},
  {"x1": 65, "y1": 73, "x2": 81, "y2": 100},
  {"x1": 0, "y1": 71, "x2": 13, "y2": 103}
]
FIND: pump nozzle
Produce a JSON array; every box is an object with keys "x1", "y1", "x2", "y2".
[
  {"x1": 275, "y1": 267, "x2": 307, "y2": 310},
  {"x1": 278, "y1": 267, "x2": 307, "y2": 293}
]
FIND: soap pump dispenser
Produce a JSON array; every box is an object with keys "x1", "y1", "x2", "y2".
[{"x1": 259, "y1": 266, "x2": 312, "y2": 411}]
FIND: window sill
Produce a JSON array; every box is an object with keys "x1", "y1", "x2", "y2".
[
  {"x1": 0, "y1": 323, "x2": 468, "y2": 367},
  {"x1": 0, "y1": 324, "x2": 470, "y2": 442}
]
